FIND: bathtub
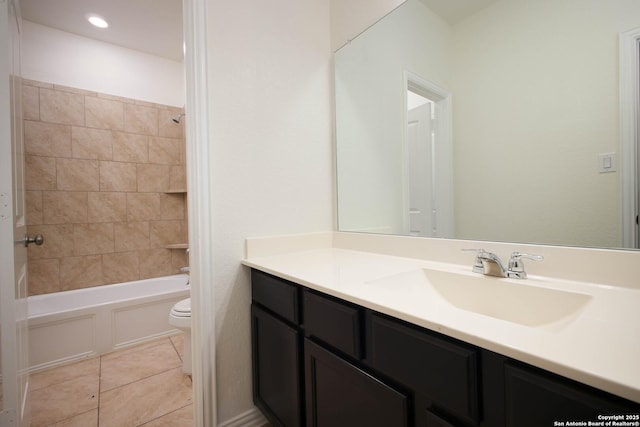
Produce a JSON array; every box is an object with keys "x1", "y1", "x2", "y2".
[{"x1": 27, "y1": 274, "x2": 190, "y2": 372}]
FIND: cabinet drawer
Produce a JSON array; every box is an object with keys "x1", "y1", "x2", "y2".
[
  {"x1": 368, "y1": 313, "x2": 480, "y2": 423},
  {"x1": 303, "y1": 290, "x2": 362, "y2": 359},
  {"x1": 504, "y1": 363, "x2": 640, "y2": 427},
  {"x1": 252, "y1": 270, "x2": 300, "y2": 324}
]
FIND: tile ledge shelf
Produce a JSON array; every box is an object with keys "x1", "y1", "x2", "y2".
[{"x1": 166, "y1": 243, "x2": 188, "y2": 249}]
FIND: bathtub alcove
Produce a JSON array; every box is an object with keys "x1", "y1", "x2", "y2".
[{"x1": 27, "y1": 274, "x2": 190, "y2": 372}]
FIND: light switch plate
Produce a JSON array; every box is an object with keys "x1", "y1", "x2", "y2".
[{"x1": 598, "y1": 152, "x2": 617, "y2": 173}]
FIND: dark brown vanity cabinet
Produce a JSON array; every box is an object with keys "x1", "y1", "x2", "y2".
[
  {"x1": 251, "y1": 269, "x2": 303, "y2": 427},
  {"x1": 250, "y1": 269, "x2": 640, "y2": 427},
  {"x1": 503, "y1": 362, "x2": 639, "y2": 427}
]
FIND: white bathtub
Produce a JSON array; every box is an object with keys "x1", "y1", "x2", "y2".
[{"x1": 27, "y1": 274, "x2": 190, "y2": 372}]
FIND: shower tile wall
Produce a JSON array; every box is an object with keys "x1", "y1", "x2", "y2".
[{"x1": 24, "y1": 80, "x2": 188, "y2": 296}]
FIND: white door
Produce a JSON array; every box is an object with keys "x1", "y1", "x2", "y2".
[
  {"x1": 0, "y1": 0, "x2": 30, "y2": 425},
  {"x1": 407, "y1": 102, "x2": 434, "y2": 236}
]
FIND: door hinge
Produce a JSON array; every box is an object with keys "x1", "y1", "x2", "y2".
[{"x1": 0, "y1": 192, "x2": 10, "y2": 221}]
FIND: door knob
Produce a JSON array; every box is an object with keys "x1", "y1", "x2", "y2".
[{"x1": 24, "y1": 233, "x2": 44, "y2": 247}]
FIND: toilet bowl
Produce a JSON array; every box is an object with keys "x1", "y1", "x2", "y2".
[{"x1": 169, "y1": 298, "x2": 192, "y2": 374}]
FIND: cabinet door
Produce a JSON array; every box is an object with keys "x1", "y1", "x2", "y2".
[
  {"x1": 505, "y1": 363, "x2": 640, "y2": 427},
  {"x1": 368, "y1": 313, "x2": 479, "y2": 424},
  {"x1": 252, "y1": 304, "x2": 302, "y2": 427},
  {"x1": 304, "y1": 339, "x2": 409, "y2": 427}
]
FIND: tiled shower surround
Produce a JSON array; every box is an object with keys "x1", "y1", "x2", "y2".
[{"x1": 24, "y1": 80, "x2": 188, "y2": 296}]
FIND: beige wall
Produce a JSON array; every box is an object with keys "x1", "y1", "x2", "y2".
[
  {"x1": 24, "y1": 79, "x2": 188, "y2": 296},
  {"x1": 452, "y1": 0, "x2": 640, "y2": 247}
]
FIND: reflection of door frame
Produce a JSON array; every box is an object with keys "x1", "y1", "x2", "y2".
[
  {"x1": 620, "y1": 27, "x2": 640, "y2": 249},
  {"x1": 402, "y1": 70, "x2": 453, "y2": 237}
]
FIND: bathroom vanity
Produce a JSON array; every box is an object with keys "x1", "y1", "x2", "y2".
[{"x1": 244, "y1": 235, "x2": 640, "y2": 427}]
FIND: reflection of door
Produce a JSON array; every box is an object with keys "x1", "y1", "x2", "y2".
[
  {"x1": 403, "y1": 71, "x2": 454, "y2": 238},
  {"x1": 1, "y1": 0, "x2": 30, "y2": 425},
  {"x1": 407, "y1": 102, "x2": 433, "y2": 236}
]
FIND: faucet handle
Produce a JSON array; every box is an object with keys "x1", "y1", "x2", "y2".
[
  {"x1": 507, "y1": 252, "x2": 543, "y2": 279},
  {"x1": 462, "y1": 248, "x2": 487, "y2": 274}
]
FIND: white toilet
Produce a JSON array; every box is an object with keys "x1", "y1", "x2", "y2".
[{"x1": 169, "y1": 298, "x2": 192, "y2": 374}]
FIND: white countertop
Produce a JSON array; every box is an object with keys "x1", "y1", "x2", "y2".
[{"x1": 243, "y1": 247, "x2": 640, "y2": 404}]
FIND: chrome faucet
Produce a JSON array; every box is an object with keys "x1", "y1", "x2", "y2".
[{"x1": 463, "y1": 249, "x2": 543, "y2": 279}]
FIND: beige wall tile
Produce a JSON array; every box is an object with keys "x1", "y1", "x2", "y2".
[
  {"x1": 23, "y1": 79, "x2": 53, "y2": 89},
  {"x1": 150, "y1": 220, "x2": 187, "y2": 248},
  {"x1": 57, "y1": 158, "x2": 99, "y2": 191},
  {"x1": 137, "y1": 164, "x2": 170, "y2": 192},
  {"x1": 88, "y1": 192, "x2": 126, "y2": 223},
  {"x1": 149, "y1": 136, "x2": 182, "y2": 165},
  {"x1": 27, "y1": 190, "x2": 43, "y2": 225},
  {"x1": 23, "y1": 80, "x2": 190, "y2": 295},
  {"x1": 85, "y1": 96, "x2": 124, "y2": 131},
  {"x1": 168, "y1": 165, "x2": 186, "y2": 192},
  {"x1": 102, "y1": 251, "x2": 139, "y2": 284},
  {"x1": 39, "y1": 87, "x2": 85, "y2": 126},
  {"x1": 60, "y1": 255, "x2": 104, "y2": 291},
  {"x1": 53, "y1": 85, "x2": 96, "y2": 96},
  {"x1": 28, "y1": 259, "x2": 60, "y2": 295},
  {"x1": 158, "y1": 109, "x2": 184, "y2": 139},
  {"x1": 138, "y1": 248, "x2": 173, "y2": 279},
  {"x1": 74, "y1": 223, "x2": 114, "y2": 256},
  {"x1": 124, "y1": 103, "x2": 158, "y2": 136},
  {"x1": 126, "y1": 193, "x2": 161, "y2": 221},
  {"x1": 25, "y1": 155, "x2": 57, "y2": 190},
  {"x1": 23, "y1": 84, "x2": 40, "y2": 120},
  {"x1": 97, "y1": 92, "x2": 132, "y2": 104},
  {"x1": 27, "y1": 224, "x2": 74, "y2": 260},
  {"x1": 171, "y1": 249, "x2": 188, "y2": 272},
  {"x1": 114, "y1": 221, "x2": 150, "y2": 252},
  {"x1": 25, "y1": 120, "x2": 72, "y2": 157},
  {"x1": 99, "y1": 161, "x2": 136, "y2": 192},
  {"x1": 43, "y1": 191, "x2": 88, "y2": 224},
  {"x1": 71, "y1": 127, "x2": 114, "y2": 160},
  {"x1": 112, "y1": 133, "x2": 148, "y2": 163},
  {"x1": 159, "y1": 194, "x2": 185, "y2": 220}
]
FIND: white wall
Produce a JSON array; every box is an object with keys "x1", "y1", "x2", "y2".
[
  {"x1": 21, "y1": 21, "x2": 184, "y2": 107},
  {"x1": 330, "y1": 0, "x2": 405, "y2": 51},
  {"x1": 335, "y1": 0, "x2": 451, "y2": 234},
  {"x1": 452, "y1": 0, "x2": 640, "y2": 247},
  {"x1": 206, "y1": 0, "x2": 333, "y2": 422}
]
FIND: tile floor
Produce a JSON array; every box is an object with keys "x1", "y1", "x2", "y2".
[{"x1": 29, "y1": 334, "x2": 193, "y2": 427}]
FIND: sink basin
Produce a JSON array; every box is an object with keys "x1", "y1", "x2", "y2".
[{"x1": 368, "y1": 268, "x2": 592, "y2": 327}]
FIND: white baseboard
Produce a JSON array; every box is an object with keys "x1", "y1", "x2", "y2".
[{"x1": 218, "y1": 407, "x2": 268, "y2": 427}]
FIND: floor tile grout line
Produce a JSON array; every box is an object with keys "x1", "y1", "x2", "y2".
[
  {"x1": 135, "y1": 402, "x2": 193, "y2": 427},
  {"x1": 99, "y1": 364, "x2": 183, "y2": 395},
  {"x1": 30, "y1": 335, "x2": 189, "y2": 426}
]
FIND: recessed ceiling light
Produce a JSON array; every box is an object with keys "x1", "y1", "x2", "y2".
[{"x1": 87, "y1": 14, "x2": 109, "y2": 29}]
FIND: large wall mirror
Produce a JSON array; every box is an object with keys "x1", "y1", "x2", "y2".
[{"x1": 335, "y1": 0, "x2": 640, "y2": 250}]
